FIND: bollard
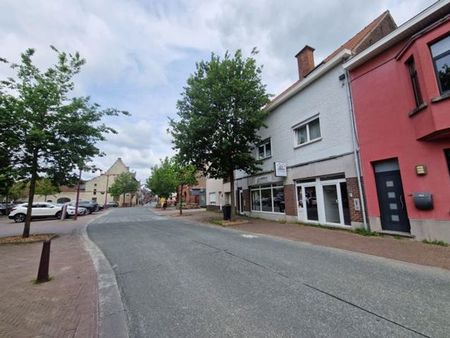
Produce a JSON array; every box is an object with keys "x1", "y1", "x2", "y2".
[{"x1": 36, "y1": 240, "x2": 51, "y2": 283}]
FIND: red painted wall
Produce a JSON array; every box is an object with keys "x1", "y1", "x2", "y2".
[{"x1": 349, "y1": 20, "x2": 450, "y2": 221}]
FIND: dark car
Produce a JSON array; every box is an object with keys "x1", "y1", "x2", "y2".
[
  {"x1": 70, "y1": 201, "x2": 99, "y2": 214},
  {"x1": 106, "y1": 201, "x2": 119, "y2": 208},
  {"x1": 0, "y1": 203, "x2": 15, "y2": 215}
]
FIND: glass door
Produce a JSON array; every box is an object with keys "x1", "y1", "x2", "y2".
[
  {"x1": 304, "y1": 186, "x2": 319, "y2": 221},
  {"x1": 322, "y1": 184, "x2": 341, "y2": 224}
]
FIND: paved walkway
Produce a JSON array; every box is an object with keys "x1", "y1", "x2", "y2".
[
  {"x1": 154, "y1": 208, "x2": 450, "y2": 270},
  {"x1": 0, "y1": 215, "x2": 99, "y2": 338}
]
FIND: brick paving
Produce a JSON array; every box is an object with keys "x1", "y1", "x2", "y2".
[
  {"x1": 155, "y1": 207, "x2": 450, "y2": 270},
  {"x1": 0, "y1": 233, "x2": 97, "y2": 338}
]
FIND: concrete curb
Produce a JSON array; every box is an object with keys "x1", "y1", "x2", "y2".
[{"x1": 80, "y1": 214, "x2": 129, "y2": 338}]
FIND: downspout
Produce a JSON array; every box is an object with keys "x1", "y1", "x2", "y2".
[{"x1": 344, "y1": 68, "x2": 369, "y2": 231}]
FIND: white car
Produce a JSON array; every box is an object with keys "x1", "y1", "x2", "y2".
[
  {"x1": 57, "y1": 204, "x2": 88, "y2": 216},
  {"x1": 8, "y1": 202, "x2": 63, "y2": 223}
]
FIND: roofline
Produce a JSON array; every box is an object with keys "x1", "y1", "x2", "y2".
[
  {"x1": 266, "y1": 49, "x2": 352, "y2": 112},
  {"x1": 343, "y1": 0, "x2": 450, "y2": 71}
]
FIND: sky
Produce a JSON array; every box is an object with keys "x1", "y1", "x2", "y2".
[{"x1": 0, "y1": 0, "x2": 437, "y2": 182}]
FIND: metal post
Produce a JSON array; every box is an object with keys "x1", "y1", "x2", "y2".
[
  {"x1": 36, "y1": 240, "x2": 51, "y2": 283},
  {"x1": 74, "y1": 167, "x2": 82, "y2": 221},
  {"x1": 104, "y1": 174, "x2": 110, "y2": 208}
]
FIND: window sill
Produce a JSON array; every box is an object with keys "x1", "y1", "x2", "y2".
[
  {"x1": 431, "y1": 91, "x2": 450, "y2": 104},
  {"x1": 294, "y1": 137, "x2": 322, "y2": 149},
  {"x1": 258, "y1": 155, "x2": 272, "y2": 161},
  {"x1": 408, "y1": 102, "x2": 428, "y2": 117}
]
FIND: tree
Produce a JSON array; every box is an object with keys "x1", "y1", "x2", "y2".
[
  {"x1": 173, "y1": 160, "x2": 198, "y2": 215},
  {"x1": 35, "y1": 178, "x2": 59, "y2": 201},
  {"x1": 8, "y1": 181, "x2": 28, "y2": 201},
  {"x1": 0, "y1": 47, "x2": 128, "y2": 237},
  {"x1": 108, "y1": 172, "x2": 139, "y2": 207},
  {"x1": 146, "y1": 158, "x2": 177, "y2": 200},
  {"x1": 169, "y1": 49, "x2": 270, "y2": 217}
]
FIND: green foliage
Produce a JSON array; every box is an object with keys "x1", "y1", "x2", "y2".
[
  {"x1": 170, "y1": 49, "x2": 270, "y2": 179},
  {"x1": 353, "y1": 228, "x2": 381, "y2": 237},
  {"x1": 146, "y1": 157, "x2": 177, "y2": 199},
  {"x1": 422, "y1": 239, "x2": 449, "y2": 247},
  {"x1": 35, "y1": 178, "x2": 59, "y2": 199},
  {"x1": 169, "y1": 49, "x2": 270, "y2": 216},
  {"x1": 0, "y1": 47, "x2": 129, "y2": 237},
  {"x1": 8, "y1": 181, "x2": 28, "y2": 201},
  {"x1": 108, "y1": 172, "x2": 139, "y2": 198}
]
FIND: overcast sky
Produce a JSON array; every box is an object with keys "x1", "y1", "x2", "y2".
[{"x1": 0, "y1": 0, "x2": 437, "y2": 182}]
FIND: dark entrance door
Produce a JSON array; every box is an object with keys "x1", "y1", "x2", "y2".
[{"x1": 375, "y1": 170, "x2": 410, "y2": 232}]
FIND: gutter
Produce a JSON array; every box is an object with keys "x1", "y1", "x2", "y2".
[
  {"x1": 344, "y1": 69, "x2": 369, "y2": 231},
  {"x1": 266, "y1": 49, "x2": 352, "y2": 112}
]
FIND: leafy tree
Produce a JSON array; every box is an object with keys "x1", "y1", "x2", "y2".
[
  {"x1": 170, "y1": 49, "x2": 270, "y2": 216},
  {"x1": 146, "y1": 158, "x2": 177, "y2": 200},
  {"x1": 0, "y1": 47, "x2": 128, "y2": 237},
  {"x1": 108, "y1": 172, "x2": 139, "y2": 207},
  {"x1": 8, "y1": 181, "x2": 28, "y2": 201},
  {"x1": 173, "y1": 160, "x2": 198, "y2": 215},
  {"x1": 35, "y1": 178, "x2": 59, "y2": 201}
]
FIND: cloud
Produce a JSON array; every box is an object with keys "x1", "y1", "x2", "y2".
[{"x1": 0, "y1": 0, "x2": 436, "y2": 181}]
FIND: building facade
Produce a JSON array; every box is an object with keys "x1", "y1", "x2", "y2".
[
  {"x1": 231, "y1": 12, "x2": 396, "y2": 229},
  {"x1": 35, "y1": 158, "x2": 138, "y2": 206},
  {"x1": 345, "y1": 1, "x2": 450, "y2": 240}
]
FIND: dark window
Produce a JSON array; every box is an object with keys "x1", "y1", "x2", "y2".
[
  {"x1": 257, "y1": 139, "x2": 271, "y2": 159},
  {"x1": 445, "y1": 149, "x2": 450, "y2": 176},
  {"x1": 430, "y1": 35, "x2": 450, "y2": 94},
  {"x1": 93, "y1": 189, "x2": 97, "y2": 195},
  {"x1": 406, "y1": 57, "x2": 423, "y2": 107}
]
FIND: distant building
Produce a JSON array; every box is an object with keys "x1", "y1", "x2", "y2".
[{"x1": 35, "y1": 158, "x2": 138, "y2": 206}]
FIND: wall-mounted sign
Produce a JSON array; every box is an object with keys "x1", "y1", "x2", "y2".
[
  {"x1": 415, "y1": 165, "x2": 427, "y2": 176},
  {"x1": 274, "y1": 162, "x2": 287, "y2": 177}
]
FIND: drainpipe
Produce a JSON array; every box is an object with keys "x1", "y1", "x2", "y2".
[{"x1": 344, "y1": 69, "x2": 369, "y2": 231}]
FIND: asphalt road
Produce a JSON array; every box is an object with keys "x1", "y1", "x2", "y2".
[{"x1": 88, "y1": 207, "x2": 450, "y2": 338}]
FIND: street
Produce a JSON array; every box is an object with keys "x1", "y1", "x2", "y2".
[{"x1": 88, "y1": 207, "x2": 450, "y2": 338}]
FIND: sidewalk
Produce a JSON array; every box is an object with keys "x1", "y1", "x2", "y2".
[
  {"x1": 154, "y1": 208, "x2": 450, "y2": 270},
  {"x1": 0, "y1": 219, "x2": 98, "y2": 337}
]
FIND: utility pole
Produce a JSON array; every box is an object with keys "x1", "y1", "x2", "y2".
[{"x1": 104, "y1": 173, "x2": 110, "y2": 208}]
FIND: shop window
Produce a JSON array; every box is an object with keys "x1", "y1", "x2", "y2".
[
  {"x1": 250, "y1": 185, "x2": 284, "y2": 213},
  {"x1": 406, "y1": 57, "x2": 423, "y2": 107},
  {"x1": 430, "y1": 35, "x2": 450, "y2": 94},
  {"x1": 258, "y1": 139, "x2": 272, "y2": 159},
  {"x1": 294, "y1": 117, "x2": 321, "y2": 146}
]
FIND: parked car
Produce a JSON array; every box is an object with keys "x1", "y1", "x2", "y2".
[
  {"x1": 0, "y1": 203, "x2": 15, "y2": 216},
  {"x1": 8, "y1": 202, "x2": 63, "y2": 223},
  {"x1": 106, "y1": 201, "x2": 119, "y2": 208},
  {"x1": 69, "y1": 201, "x2": 99, "y2": 214},
  {"x1": 56, "y1": 204, "x2": 88, "y2": 217}
]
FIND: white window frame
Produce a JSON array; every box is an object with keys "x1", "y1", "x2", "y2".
[
  {"x1": 250, "y1": 184, "x2": 284, "y2": 214},
  {"x1": 293, "y1": 115, "x2": 321, "y2": 148},
  {"x1": 209, "y1": 192, "x2": 217, "y2": 205},
  {"x1": 257, "y1": 138, "x2": 272, "y2": 160}
]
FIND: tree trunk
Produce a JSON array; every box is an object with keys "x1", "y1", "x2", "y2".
[
  {"x1": 179, "y1": 184, "x2": 183, "y2": 215},
  {"x1": 23, "y1": 149, "x2": 39, "y2": 238},
  {"x1": 44, "y1": 194, "x2": 47, "y2": 201},
  {"x1": 123, "y1": 193, "x2": 126, "y2": 207},
  {"x1": 229, "y1": 171, "x2": 235, "y2": 219}
]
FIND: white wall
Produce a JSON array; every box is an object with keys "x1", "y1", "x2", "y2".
[{"x1": 256, "y1": 64, "x2": 354, "y2": 175}]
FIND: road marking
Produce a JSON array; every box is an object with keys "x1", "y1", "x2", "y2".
[{"x1": 241, "y1": 234, "x2": 258, "y2": 239}]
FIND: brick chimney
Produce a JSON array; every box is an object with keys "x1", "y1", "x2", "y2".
[{"x1": 295, "y1": 45, "x2": 315, "y2": 80}]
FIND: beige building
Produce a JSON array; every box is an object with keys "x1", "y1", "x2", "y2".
[{"x1": 35, "y1": 158, "x2": 138, "y2": 206}]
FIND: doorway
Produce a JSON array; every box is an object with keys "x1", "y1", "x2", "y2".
[
  {"x1": 374, "y1": 160, "x2": 410, "y2": 233},
  {"x1": 296, "y1": 178, "x2": 351, "y2": 226}
]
